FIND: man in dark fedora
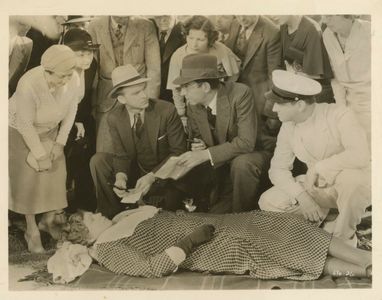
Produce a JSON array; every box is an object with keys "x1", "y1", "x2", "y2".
[
  {"x1": 174, "y1": 53, "x2": 271, "y2": 213},
  {"x1": 89, "y1": 65, "x2": 187, "y2": 219}
]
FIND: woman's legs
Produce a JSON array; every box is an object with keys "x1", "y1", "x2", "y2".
[
  {"x1": 323, "y1": 257, "x2": 370, "y2": 277},
  {"x1": 324, "y1": 236, "x2": 372, "y2": 277},
  {"x1": 38, "y1": 210, "x2": 66, "y2": 240},
  {"x1": 25, "y1": 214, "x2": 44, "y2": 253}
]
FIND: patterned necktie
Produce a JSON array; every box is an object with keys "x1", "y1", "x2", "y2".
[
  {"x1": 133, "y1": 113, "x2": 143, "y2": 138},
  {"x1": 206, "y1": 106, "x2": 216, "y2": 129},
  {"x1": 235, "y1": 26, "x2": 248, "y2": 59},
  {"x1": 115, "y1": 24, "x2": 123, "y2": 40},
  {"x1": 159, "y1": 30, "x2": 167, "y2": 56}
]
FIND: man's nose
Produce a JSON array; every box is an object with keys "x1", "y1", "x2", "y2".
[{"x1": 272, "y1": 103, "x2": 278, "y2": 112}]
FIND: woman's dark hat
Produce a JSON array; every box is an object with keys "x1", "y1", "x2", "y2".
[
  {"x1": 61, "y1": 15, "x2": 93, "y2": 26},
  {"x1": 172, "y1": 53, "x2": 224, "y2": 86},
  {"x1": 63, "y1": 28, "x2": 100, "y2": 51}
]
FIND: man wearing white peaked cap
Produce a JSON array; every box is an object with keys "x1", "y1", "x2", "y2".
[{"x1": 259, "y1": 70, "x2": 370, "y2": 247}]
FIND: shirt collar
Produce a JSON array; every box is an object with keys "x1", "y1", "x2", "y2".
[
  {"x1": 110, "y1": 17, "x2": 127, "y2": 30},
  {"x1": 127, "y1": 109, "x2": 145, "y2": 127},
  {"x1": 206, "y1": 91, "x2": 218, "y2": 115},
  {"x1": 241, "y1": 20, "x2": 258, "y2": 39}
]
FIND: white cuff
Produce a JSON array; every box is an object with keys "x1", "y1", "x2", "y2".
[
  {"x1": 115, "y1": 172, "x2": 128, "y2": 182},
  {"x1": 207, "y1": 149, "x2": 214, "y2": 166},
  {"x1": 165, "y1": 246, "x2": 186, "y2": 266}
]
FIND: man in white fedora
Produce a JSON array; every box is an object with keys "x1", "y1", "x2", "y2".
[
  {"x1": 259, "y1": 70, "x2": 370, "y2": 247},
  {"x1": 89, "y1": 65, "x2": 186, "y2": 219}
]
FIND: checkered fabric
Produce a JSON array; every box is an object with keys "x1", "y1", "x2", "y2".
[{"x1": 96, "y1": 211, "x2": 331, "y2": 280}]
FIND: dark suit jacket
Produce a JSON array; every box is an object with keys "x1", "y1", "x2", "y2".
[
  {"x1": 222, "y1": 18, "x2": 241, "y2": 51},
  {"x1": 187, "y1": 82, "x2": 257, "y2": 167},
  {"x1": 107, "y1": 99, "x2": 187, "y2": 175},
  {"x1": 236, "y1": 16, "x2": 281, "y2": 116},
  {"x1": 152, "y1": 21, "x2": 186, "y2": 101}
]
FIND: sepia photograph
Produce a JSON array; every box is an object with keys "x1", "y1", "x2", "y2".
[{"x1": 3, "y1": 0, "x2": 382, "y2": 298}]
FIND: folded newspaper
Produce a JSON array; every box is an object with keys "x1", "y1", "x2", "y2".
[{"x1": 154, "y1": 156, "x2": 193, "y2": 180}]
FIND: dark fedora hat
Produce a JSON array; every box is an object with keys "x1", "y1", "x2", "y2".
[
  {"x1": 172, "y1": 53, "x2": 224, "y2": 86},
  {"x1": 63, "y1": 28, "x2": 100, "y2": 51}
]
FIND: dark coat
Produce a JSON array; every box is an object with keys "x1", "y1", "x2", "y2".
[
  {"x1": 236, "y1": 16, "x2": 281, "y2": 116},
  {"x1": 107, "y1": 99, "x2": 187, "y2": 175},
  {"x1": 152, "y1": 21, "x2": 186, "y2": 101},
  {"x1": 187, "y1": 82, "x2": 258, "y2": 167}
]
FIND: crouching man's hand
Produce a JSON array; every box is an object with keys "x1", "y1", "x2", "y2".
[
  {"x1": 177, "y1": 150, "x2": 210, "y2": 169},
  {"x1": 296, "y1": 191, "x2": 327, "y2": 223},
  {"x1": 135, "y1": 172, "x2": 156, "y2": 196},
  {"x1": 113, "y1": 173, "x2": 128, "y2": 198}
]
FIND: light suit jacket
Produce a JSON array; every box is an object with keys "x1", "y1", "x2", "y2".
[
  {"x1": 88, "y1": 16, "x2": 161, "y2": 112},
  {"x1": 323, "y1": 19, "x2": 371, "y2": 110},
  {"x1": 269, "y1": 103, "x2": 370, "y2": 199},
  {"x1": 187, "y1": 82, "x2": 257, "y2": 166}
]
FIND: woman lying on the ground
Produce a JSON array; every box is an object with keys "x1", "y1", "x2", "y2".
[{"x1": 58, "y1": 206, "x2": 371, "y2": 280}]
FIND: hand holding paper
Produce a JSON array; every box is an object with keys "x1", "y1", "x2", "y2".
[
  {"x1": 121, "y1": 189, "x2": 144, "y2": 204},
  {"x1": 155, "y1": 156, "x2": 194, "y2": 180}
]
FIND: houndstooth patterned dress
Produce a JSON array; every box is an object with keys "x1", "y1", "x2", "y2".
[{"x1": 96, "y1": 210, "x2": 332, "y2": 280}]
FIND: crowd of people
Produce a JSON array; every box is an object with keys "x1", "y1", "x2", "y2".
[{"x1": 8, "y1": 15, "x2": 371, "y2": 281}]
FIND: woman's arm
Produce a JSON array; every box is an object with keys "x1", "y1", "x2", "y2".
[
  {"x1": 13, "y1": 79, "x2": 47, "y2": 159},
  {"x1": 55, "y1": 97, "x2": 78, "y2": 146}
]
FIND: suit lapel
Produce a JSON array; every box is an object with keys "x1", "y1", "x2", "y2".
[
  {"x1": 193, "y1": 105, "x2": 214, "y2": 147},
  {"x1": 243, "y1": 18, "x2": 264, "y2": 69},
  {"x1": 144, "y1": 101, "x2": 160, "y2": 158},
  {"x1": 123, "y1": 19, "x2": 138, "y2": 57},
  {"x1": 216, "y1": 86, "x2": 230, "y2": 144},
  {"x1": 100, "y1": 17, "x2": 116, "y2": 66}
]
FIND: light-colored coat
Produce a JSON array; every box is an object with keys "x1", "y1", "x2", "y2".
[
  {"x1": 323, "y1": 19, "x2": 371, "y2": 110},
  {"x1": 268, "y1": 103, "x2": 370, "y2": 199},
  {"x1": 88, "y1": 16, "x2": 161, "y2": 113}
]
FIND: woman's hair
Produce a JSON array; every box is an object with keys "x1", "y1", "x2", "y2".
[
  {"x1": 58, "y1": 211, "x2": 92, "y2": 246},
  {"x1": 183, "y1": 15, "x2": 219, "y2": 47}
]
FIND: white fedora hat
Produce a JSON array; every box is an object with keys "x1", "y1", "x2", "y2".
[{"x1": 108, "y1": 65, "x2": 151, "y2": 98}]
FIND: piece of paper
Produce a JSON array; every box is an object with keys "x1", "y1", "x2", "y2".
[
  {"x1": 154, "y1": 156, "x2": 192, "y2": 180},
  {"x1": 120, "y1": 190, "x2": 143, "y2": 204}
]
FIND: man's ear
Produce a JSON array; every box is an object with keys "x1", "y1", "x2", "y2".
[
  {"x1": 202, "y1": 82, "x2": 211, "y2": 93},
  {"x1": 297, "y1": 100, "x2": 307, "y2": 112},
  {"x1": 116, "y1": 94, "x2": 123, "y2": 103}
]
